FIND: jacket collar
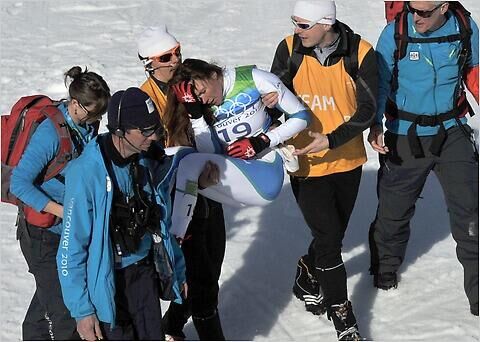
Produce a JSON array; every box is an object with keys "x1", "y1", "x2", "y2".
[{"x1": 293, "y1": 20, "x2": 356, "y2": 60}]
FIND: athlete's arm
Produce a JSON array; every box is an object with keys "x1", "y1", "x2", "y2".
[
  {"x1": 190, "y1": 117, "x2": 223, "y2": 154},
  {"x1": 253, "y1": 68, "x2": 311, "y2": 147}
]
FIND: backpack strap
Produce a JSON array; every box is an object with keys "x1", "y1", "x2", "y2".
[
  {"x1": 286, "y1": 35, "x2": 304, "y2": 87},
  {"x1": 386, "y1": 95, "x2": 469, "y2": 157},
  {"x1": 392, "y1": 9, "x2": 409, "y2": 92},
  {"x1": 40, "y1": 105, "x2": 74, "y2": 182},
  {"x1": 343, "y1": 33, "x2": 361, "y2": 81}
]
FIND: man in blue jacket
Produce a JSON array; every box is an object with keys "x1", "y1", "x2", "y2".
[
  {"x1": 57, "y1": 87, "x2": 219, "y2": 340},
  {"x1": 368, "y1": 1, "x2": 479, "y2": 316}
]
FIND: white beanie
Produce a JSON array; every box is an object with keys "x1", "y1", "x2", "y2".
[
  {"x1": 293, "y1": 0, "x2": 336, "y2": 25},
  {"x1": 137, "y1": 25, "x2": 179, "y2": 58}
]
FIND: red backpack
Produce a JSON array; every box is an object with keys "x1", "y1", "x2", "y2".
[
  {"x1": 1, "y1": 95, "x2": 75, "y2": 227},
  {"x1": 384, "y1": 1, "x2": 405, "y2": 23}
]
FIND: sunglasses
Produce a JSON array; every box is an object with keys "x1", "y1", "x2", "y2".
[
  {"x1": 291, "y1": 17, "x2": 318, "y2": 30},
  {"x1": 407, "y1": 3, "x2": 444, "y2": 18},
  {"x1": 150, "y1": 44, "x2": 182, "y2": 64},
  {"x1": 76, "y1": 100, "x2": 103, "y2": 122},
  {"x1": 138, "y1": 125, "x2": 163, "y2": 137},
  {"x1": 78, "y1": 101, "x2": 93, "y2": 116}
]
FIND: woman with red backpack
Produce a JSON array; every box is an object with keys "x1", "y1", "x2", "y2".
[{"x1": 9, "y1": 66, "x2": 110, "y2": 340}]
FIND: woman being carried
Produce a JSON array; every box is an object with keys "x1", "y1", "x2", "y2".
[{"x1": 164, "y1": 58, "x2": 311, "y2": 240}]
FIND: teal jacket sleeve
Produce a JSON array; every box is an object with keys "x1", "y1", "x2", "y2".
[
  {"x1": 375, "y1": 22, "x2": 396, "y2": 126},
  {"x1": 57, "y1": 161, "x2": 96, "y2": 320},
  {"x1": 10, "y1": 119, "x2": 59, "y2": 211},
  {"x1": 467, "y1": 17, "x2": 479, "y2": 68}
]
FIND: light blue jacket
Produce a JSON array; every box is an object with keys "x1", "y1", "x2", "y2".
[
  {"x1": 10, "y1": 102, "x2": 95, "y2": 234},
  {"x1": 375, "y1": 11, "x2": 479, "y2": 135},
  {"x1": 57, "y1": 135, "x2": 187, "y2": 325}
]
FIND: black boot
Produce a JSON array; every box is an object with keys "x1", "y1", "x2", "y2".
[
  {"x1": 368, "y1": 220, "x2": 379, "y2": 276},
  {"x1": 470, "y1": 302, "x2": 479, "y2": 316},
  {"x1": 373, "y1": 271, "x2": 398, "y2": 290},
  {"x1": 328, "y1": 300, "x2": 362, "y2": 341},
  {"x1": 161, "y1": 301, "x2": 189, "y2": 340},
  {"x1": 292, "y1": 255, "x2": 327, "y2": 315},
  {"x1": 192, "y1": 309, "x2": 225, "y2": 341}
]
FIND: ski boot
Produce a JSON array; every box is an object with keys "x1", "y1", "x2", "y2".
[
  {"x1": 292, "y1": 255, "x2": 327, "y2": 315},
  {"x1": 328, "y1": 300, "x2": 362, "y2": 341},
  {"x1": 373, "y1": 272, "x2": 398, "y2": 290}
]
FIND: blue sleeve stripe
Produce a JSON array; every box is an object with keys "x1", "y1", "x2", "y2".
[{"x1": 287, "y1": 110, "x2": 311, "y2": 124}]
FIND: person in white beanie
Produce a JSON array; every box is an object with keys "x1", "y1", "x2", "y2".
[
  {"x1": 292, "y1": 0, "x2": 336, "y2": 25},
  {"x1": 138, "y1": 25, "x2": 182, "y2": 118},
  {"x1": 270, "y1": 0, "x2": 378, "y2": 340},
  {"x1": 136, "y1": 24, "x2": 283, "y2": 341},
  {"x1": 136, "y1": 25, "x2": 228, "y2": 341}
]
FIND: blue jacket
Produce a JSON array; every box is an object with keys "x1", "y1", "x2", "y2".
[
  {"x1": 10, "y1": 102, "x2": 95, "y2": 234},
  {"x1": 56, "y1": 135, "x2": 187, "y2": 325},
  {"x1": 375, "y1": 11, "x2": 479, "y2": 135}
]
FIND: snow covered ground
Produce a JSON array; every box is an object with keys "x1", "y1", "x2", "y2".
[{"x1": 1, "y1": 1, "x2": 479, "y2": 341}]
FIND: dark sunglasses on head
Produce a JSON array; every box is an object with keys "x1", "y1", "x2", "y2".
[
  {"x1": 291, "y1": 16, "x2": 318, "y2": 30},
  {"x1": 407, "y1": 2, "x2": 444, "y2": 18},
  {"x1": 139, "y1": 125, "x2": 164, "y2": 137}
]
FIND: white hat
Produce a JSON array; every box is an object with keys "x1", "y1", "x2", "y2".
[
  {"x1": 137, "y1": 25, "x2": 179, "y2": 58},
  {"x1": 293, "y1": 0, "x2": 336, "y2": 25}
]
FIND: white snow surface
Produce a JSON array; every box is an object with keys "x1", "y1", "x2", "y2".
[{"x1": 0, "y1": 1, "x2": 479, "y2": 341}]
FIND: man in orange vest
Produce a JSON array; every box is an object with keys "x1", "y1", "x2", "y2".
[{"x1": 270, "y1": 0, "x2": 377, "y2": 340}]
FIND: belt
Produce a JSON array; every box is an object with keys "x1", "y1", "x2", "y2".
[
  {"x1": 386, "y1": 97, "x2": 468, "y2": 158},
  {"x1": 133, "y1": 255, "x2": 152, "y2": 266}
]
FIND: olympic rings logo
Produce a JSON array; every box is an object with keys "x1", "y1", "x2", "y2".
[{"x1": 215, "y1": 92, "x2": 254, "y2": 119}]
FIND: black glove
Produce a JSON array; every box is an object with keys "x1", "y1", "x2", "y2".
[
  {"x1": 172, "y1": 81, "x2": 204, "y2": 119},
  {"x1": 226, "y1": 133, "x2": 271, "y2": 159}
]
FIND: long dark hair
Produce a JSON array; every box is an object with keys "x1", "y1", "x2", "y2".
[
  {"x1": 64, "y1": 66, "x2": 111, "y2": 117},
  {"x1": 164, "y1": 59, "x2": 222, "y2": 146}
]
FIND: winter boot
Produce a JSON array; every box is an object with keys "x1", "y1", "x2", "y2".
[
  {"x1": 292, "y1": 255, "x2": 327, "y2": 315},
  {"x1": 470, "y1": 302, "x2": 479, "y2": 316},
  {"x1": 161, "y1": 302, "x2": 189, "y2": 340},
  {"x1": 373, "y1": 272, "x2": 398, "y2": 290},
  {"x1": 165, "y1": 334, "x2": 185, "y2": 341},
  {"x1": 192, "y1": 309, "x2": 225, "y2": 341},
  {"x1": 328, "y1": 300, "x2": 362, "y2": 341}
]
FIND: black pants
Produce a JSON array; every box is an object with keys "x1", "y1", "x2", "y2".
[
  {"x1": 291, "y1": 166, "x2": 362, "y2": 307},
  {"x1": 100, "y1": 258, "x2": 164, "y2": 340},
  {"x1": 162, "y1": 195, "x2": 226, "y2": 338},
  {"x1": 370, "y1": 126, "x2": 479, "y2": 310},
  {"x1": 17, "y1": 218, "x2": 79, "y2": 341}
]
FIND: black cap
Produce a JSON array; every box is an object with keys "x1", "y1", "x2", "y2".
[{"x1": 107, "y1": 87, "x2": 160, "y2": 131}]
